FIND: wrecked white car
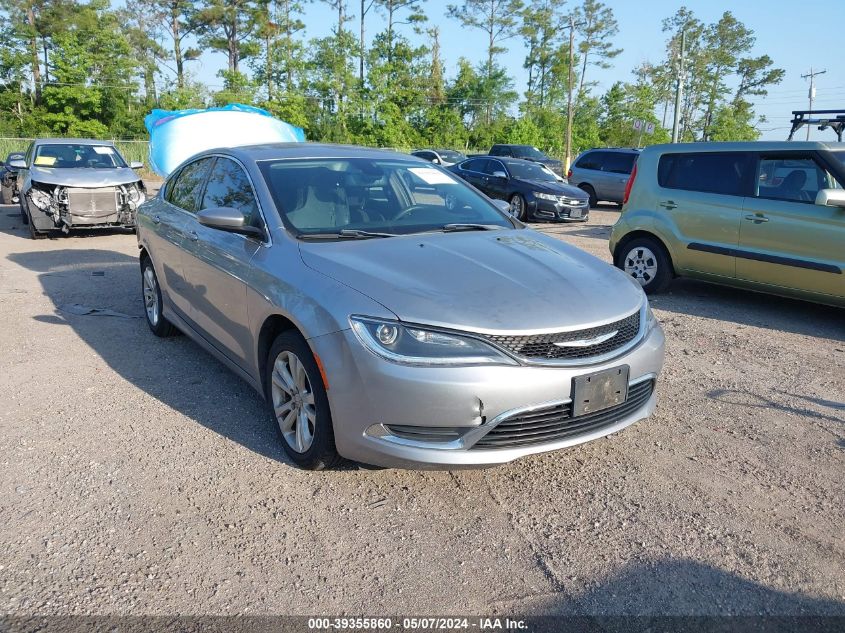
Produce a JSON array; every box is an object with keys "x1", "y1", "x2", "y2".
[{"x1": 17, "y1": 139, "x2": 146, "y2": 239}]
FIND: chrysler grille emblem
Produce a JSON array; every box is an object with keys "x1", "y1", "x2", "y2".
[{"x1": 553, "y1": 330, "x2": 618, "y2": 348}]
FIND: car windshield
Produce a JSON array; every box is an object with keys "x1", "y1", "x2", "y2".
[
  {"x1": 512, "y1": 146, "x2": 549, "y2": 160},
  {"x1": 258, "y1": 158, "x2": 514, "y2": 236},
  {"x1": 437, "y1": 150, "x2": 465, "y2": 162},
  {"x1": 504, "y1": 160, "x2": 557, "y2": 182},
  {"x1": 5, "y1": 153, "x2": 24, "y2": 163},
  {"x1": 32, "y1": 143, "x2": 127, "y2": 169}
]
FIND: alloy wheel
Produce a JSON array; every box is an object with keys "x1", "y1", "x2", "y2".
[
  {"x1": 142, "y1": 266, "x2": 160, "y2": 326},
  {"x1": 624, "y1": 246, "x2": 658, "y2": 287},
  {"x1": 271, "y1": 351, "x2": 317, "y2": 453},
  {"x1": 510, "y1": 195, "x2": 524, "y2": 221}
]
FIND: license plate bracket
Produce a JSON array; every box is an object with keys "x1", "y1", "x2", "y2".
[{"x1": 572, "y1": 366, "x2": 629, "y2": 417}]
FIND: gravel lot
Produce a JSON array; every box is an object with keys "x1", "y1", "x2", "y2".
[{"x1": 0, "y1": 203, "x2": 843, "y2": 618}]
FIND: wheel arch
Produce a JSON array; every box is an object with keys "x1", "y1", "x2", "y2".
[
  {"x1": 256, "y1": 314, "x2": 302, "y2": 397},
  {"x1": 613, "y1": 230, "x2": 676, "y2": 278}
]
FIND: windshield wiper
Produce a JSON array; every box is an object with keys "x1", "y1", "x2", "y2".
[
  {"x1": 299, "y1": 229, "x2": 396, "y2": 240},
  {"x1": 440, "y1": 223, "x2": 506, "y2": 232}
]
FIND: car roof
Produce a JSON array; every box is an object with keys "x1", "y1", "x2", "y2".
[
  {"x1": 642, "y1": 141, "x2": 845, "y2": 154},
  {"x1": 193, "y1": 142, "x2": 419, "y2": 163},
  {"x1": 581, "y1": 147, "x2": 641, "y2": 154},
  {"x1": 32, "y1": 138, "x2": 117, "y2": 146}
]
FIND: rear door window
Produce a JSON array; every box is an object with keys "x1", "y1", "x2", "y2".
[
  {"x1": 658, "y1": 152, "x2": 751, "y2": 196},
  {"x1": 167, "y1": 157, "x2": 213, "y2": 212},
  {"x1": 460, "y1": 158, "x2": 489, "y2": 173},
  {"x1": 576, "y1": 152, "x2": 606, "y2": 171}
]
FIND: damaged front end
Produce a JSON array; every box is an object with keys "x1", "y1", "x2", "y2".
[{"x1": 26, "y1": 181, "x2": 145, "y2": 233}]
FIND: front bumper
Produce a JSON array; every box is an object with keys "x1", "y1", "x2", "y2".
[
  {"x1": 309, "y1": 322, "x2": 665, "y2": 468},
  {"x1": 529, "y1": 197, "x2": 589, "y2": 222}
]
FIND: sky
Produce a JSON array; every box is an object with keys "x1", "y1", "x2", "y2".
[{"x1": 184, "y1": 0, "x2": 845, "y2": 141}]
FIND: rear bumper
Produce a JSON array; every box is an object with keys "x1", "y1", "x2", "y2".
[{"x1": 309, "y1": 322, "x2": 665, "y2": 469}]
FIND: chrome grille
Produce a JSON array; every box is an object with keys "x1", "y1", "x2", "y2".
[
  {"x1": 471, "y1": 379, "x2": 654, "y2": 449},
  {"x1": 483, "y1": 311, "x2": 641, "y2": 362}
]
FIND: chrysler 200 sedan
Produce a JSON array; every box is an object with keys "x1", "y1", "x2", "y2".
[{"x1": 136, "y1": 144, "x2": 665, "y2": 470}]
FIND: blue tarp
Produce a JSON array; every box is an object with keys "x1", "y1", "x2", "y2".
[{"x1": 144, "y1": 103, "x2": 305, "y2": 177}]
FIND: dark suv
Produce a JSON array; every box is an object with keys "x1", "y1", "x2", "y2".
[
  {"x1": 568, "y1": 148, "x2": 640, "y2": 207},
  {"x1": 489, "y1": 145, "x2": 563, "y2": 176}
]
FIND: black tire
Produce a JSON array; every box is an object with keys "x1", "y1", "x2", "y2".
[
  {"x1": 0, "y1": 183, "x2": 11, "y2": 205},
  {"x1": 265, "y1": 330, "x2": 339, "y2": 470},
  {"x1": 19, "y1": 199, "x2": 28, "y2": 225},
  {"x1": 140, "y1": 256, "x2": 177, "y2": 337},
  {"x1": 615, "y1": 236, "x2": 673, "y2": 294},
  {"x1": 509, "y1": 193, "x2": 527, "y2": 222},
  {"x1": 579, "y1": 184, "x2": 598, "y2": 209}
]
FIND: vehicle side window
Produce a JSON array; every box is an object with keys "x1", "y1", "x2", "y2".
[
  {"x1": 200, "y1": 157, "x2": 260, "y2": 223},
  {"x1": 576, "y1": 152, "x2": 604, "y2": 171},
  {"x1": 756, "y1": 155, "x2": 839, "y2": 204},
  {"x1": 167, "y1": 157, "x2": 213, "y2": 212},
  {"x1": 461, "y1": 158, "x2": 488, "y2": 173},
  {"x1": 603, "y1": 152, "x2": 636, "y2": 174},
  {"x1": 658, "y1": 152, "x2": 751, "y2": 196},
  {"x1": 489, "y1": 146, "x2": 503, "y2": 156},
  {"x1": 481, "y1": 160, "x2": 506, "y2": 176},
  {"x1": 24, "y1": 143, "x2": 34, "y2": 167}
]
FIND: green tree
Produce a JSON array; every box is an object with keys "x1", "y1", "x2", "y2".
[
  {"x1": 573, "y1": 0, "x2": 621, "y2": 97},
  {"x1": 196, "y1": 0, "x2": 262, "y2": 74}
]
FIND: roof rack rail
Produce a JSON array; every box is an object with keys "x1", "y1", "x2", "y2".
[{"x1": 787, "y1": 110, "x2": 845, "y2": 142}]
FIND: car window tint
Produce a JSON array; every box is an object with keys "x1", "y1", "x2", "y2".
[
  {"x1": 201, "y1": 157, "x2": 259, "y2": 222},
  {"x1": 481, "y1": 160, "x2": 506, "y2": 176},
  {"x1": 167, "y1": 157, "x2": 213, "y2": 212},
  {"x1": 461, "y1": 158, "x2": 488, "y2": 172},
  {"x1": 576, "y1": 152, "x2": 604, "y2": 171},
  {"x1": 602, "y1": 152, "x2": 637, "y2": 174},
  {"x1": 658, "y1": 152, "x2": 750, "y2": 196},
  {"x1": 756, "y1": 156, "x2": 837, "y2": 203}
]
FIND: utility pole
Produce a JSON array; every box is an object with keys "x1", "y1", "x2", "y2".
[
  {"x1": 671, "y1": 29, "x2": 686, "y2": 143},
  {"x1": 564, "y1": 15, "x2": 585, "y2": 172},
  {"x1": 802, "y1": 67, "x2": 826, "y2": 140}
]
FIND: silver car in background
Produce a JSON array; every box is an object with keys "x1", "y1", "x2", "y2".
[
  {"x1": 136, "y1": 144, "x2": 665, "y2": 470},
  {"x1": 17, "y1": 138, "x2": 146, "y2": 239}
]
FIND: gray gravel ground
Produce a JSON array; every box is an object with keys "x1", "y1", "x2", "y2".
[{"x1": 0, "y1": 203, "x2": 843, "y2": 617}]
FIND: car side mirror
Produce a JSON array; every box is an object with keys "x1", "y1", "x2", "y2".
[
  {"x1": 8, "y1": 159, "x2": 26, "y2": 169},
  {"x1": 492, "y1": 171, "x2": 507, "y2": 179},
  {"x1": 197, "y1": 206, "x2": 265, "y2": 239},
  {"x1": 815, "y1": 188, "x2": 845, "y2": 209},
  {"x1": 492, "y1": 199, "x2": 512, "y2": 215},
  {"x1": 130, "y1": 161, "x2": 144, "y2": 169}
]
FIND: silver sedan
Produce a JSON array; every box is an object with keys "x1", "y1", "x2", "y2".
[{"x1": 136, "y1": 144, "x2": 665, "y2": 470}]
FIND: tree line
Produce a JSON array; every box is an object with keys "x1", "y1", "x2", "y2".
[{"x1": 0, "y1": 0, "x2": 785, "y2": 155}]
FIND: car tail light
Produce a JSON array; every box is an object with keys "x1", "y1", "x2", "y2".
[
  {"x1": 567, "y1": 169, "x2": 572, "y2": 180},
  {"x1": 622, "y1": 163, "x2": 637, "y2": 205}
]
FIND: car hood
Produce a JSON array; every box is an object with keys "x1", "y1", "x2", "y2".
[
  {"x1": 521, "y1": 179, "x2": 588, "y2": 198},
  {"x1": 29, "y1": 166, "x2": 141, "y2": 187},
  {"x1": 299, "y1": 229, "x2": 644, "y2": 333}
]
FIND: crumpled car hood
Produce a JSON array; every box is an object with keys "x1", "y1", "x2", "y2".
[
  {"x1": 29, "y1": 166, "x2": 141, "y2": 187},
  {"x1": 299, "y1": 229, "x2": 644, "y2": 334}
]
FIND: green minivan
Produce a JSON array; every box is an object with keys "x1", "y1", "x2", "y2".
[{"x1": 609, "y1": 141, "x2": 845, "y2": 307}]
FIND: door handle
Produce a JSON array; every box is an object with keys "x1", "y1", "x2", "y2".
[
  {"x1": 152, "y1": 215, "x2": 161, "y2": 224},
  {"x1": 744, "y1": 214, "x2": 769, "y2": 223},
  {"x1": 187, "y1": 230, "x2": 198, "y2": 241},
  {"x1": 659, "y1": 200, "x2": 677, "y2": 210}
]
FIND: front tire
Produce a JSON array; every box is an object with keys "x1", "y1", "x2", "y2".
[
  {"x1": 141, "y1": 256, "x2": 176, "y2": 337},
  {"x1": 579, "y1": 184, "x2": 598, "y2": 209},
  {"x1": 615, "y1": 236, "x2": 673, "y2": 294},
  {"x1": 265, "y1": 331, "x2": 339, "y2": 470},
  {"x1": 509, "y1": 194, "x2": 526, "y2": 222}
]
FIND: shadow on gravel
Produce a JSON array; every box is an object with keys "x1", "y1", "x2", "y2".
[
  {"x1": 8, "y1": 247, "x2": 291, "y2": 465},
  {"x1": 529, "y1": 559, "x2": 845, "y2": 629},
  {"x1": 707, "y1": 388, "x2": 844, "y2": 425},
  {"x1": 649, "y1": 279, "x2": 844, "y2": 342}
]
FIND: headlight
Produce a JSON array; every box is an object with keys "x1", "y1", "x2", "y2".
[
  {"x1": 350, "y1": 317, "x2": 517, "y2": 366},
  {"x1": 128, "y1": 183, "x2": 145, "y2": 204},
  {"x1": 28, "y1": 188, "x2": 53, "y2": 210},
  {"x1": 534, "y1": 192, "x2": 559, "y2": 202}
]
